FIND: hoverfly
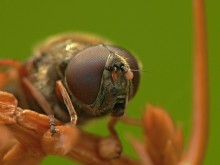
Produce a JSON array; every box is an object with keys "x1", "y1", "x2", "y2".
[{"x1": 0, "y1": 33, "x2": 141, "y2": 133}]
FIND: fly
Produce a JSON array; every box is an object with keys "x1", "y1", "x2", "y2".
[{"x1": 0, "y1": 33, "x2": 141, "y2": 134}]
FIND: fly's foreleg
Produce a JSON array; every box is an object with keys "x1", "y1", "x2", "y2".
[
  {"x1": 98, "y1": 117, "x2": 122, "y2": 159},
  {"x1": 22, "y1": 78, "x2": 58, "y2": 135},
  {"x1": 0, "y1": 59, "x2": 29, "y2": 108},
  {"x1": 55, "y1": 80, "x2": 77, "y2": 125}
]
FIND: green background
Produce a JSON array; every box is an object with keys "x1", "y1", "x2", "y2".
[{"x1": 0, "y1": 0, "x2": 219, "y2": 164}]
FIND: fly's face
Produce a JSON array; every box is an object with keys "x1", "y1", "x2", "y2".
[
  {"x1": 100, "y1": 48, "x2": 134, "y2": 117},
  {"x1": 65, "y1": 44, "x2": 140, "y2": 117}
]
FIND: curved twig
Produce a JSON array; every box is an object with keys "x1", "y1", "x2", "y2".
[{"x1": 182, "y1": 0, "x2": 209, "y2": 164}]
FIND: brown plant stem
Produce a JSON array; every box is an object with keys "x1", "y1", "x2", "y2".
[{"x1": 183, "y1": 0, "x2": 209, "y2": 164}]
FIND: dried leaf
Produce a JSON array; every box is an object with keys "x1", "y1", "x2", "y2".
[{"x1": 142, "y1": 104, "x2": 183, "y2": 165}]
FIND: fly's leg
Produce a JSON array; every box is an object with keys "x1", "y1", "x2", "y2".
[
  {"x1": 22, "y1": 78, "x2": 58, "y2": 135},
  {"x1": 0, "y1": 71, "x2": 10, "y2": 89},
  {"x1": 98, "y1": 117, "x2": 122, "y2": 159},
  {"x1": 108, "y1": 117, "x2": 119, "y2": 136},
  {"x1": 98, "y1": 115, "x2": 142, "y2": 159},
  {"x1": 0, "y1": 59, "x2": 23, "y2": 69},
  {"x1": 55, "y1": 80, "x2": 77, "y2": 125},
  {"x1": 0, "y1": 60, "x2": 24, "y2": 85},
  {"x1": 0, "y1": 59, "x2": 29, "y2": 108}
]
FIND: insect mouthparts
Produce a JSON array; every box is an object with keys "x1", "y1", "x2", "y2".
[{"x1": 111, "y1": 102, "x2": 126, "y2": 117}]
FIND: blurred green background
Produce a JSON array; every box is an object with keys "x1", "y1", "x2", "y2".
[{"x1": 0, "y1": 0, "x2": 219, "y2": 164}]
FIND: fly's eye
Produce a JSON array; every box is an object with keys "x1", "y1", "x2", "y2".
[
  {"x1": 65, "y1": 45, "x2": 110, "y2": 104},
  {"x1": 105, "y1": 46, "x2": 140, "y2": 98}
]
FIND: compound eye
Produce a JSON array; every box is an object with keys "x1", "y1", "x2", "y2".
[
  {"x1": 106, "y1": 46, "x2": 140, "y2": 98},
  {"x1": 65, "y1": 45, "x2": 110, "y2": 104}
]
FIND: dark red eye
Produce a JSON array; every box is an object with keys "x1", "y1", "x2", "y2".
[
  {"x1": 106, "y1": 46, "x2": 140, "y2": 98},
  {"x1": 65, "y1": 45, "x2": 110, "y2": 104}
]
